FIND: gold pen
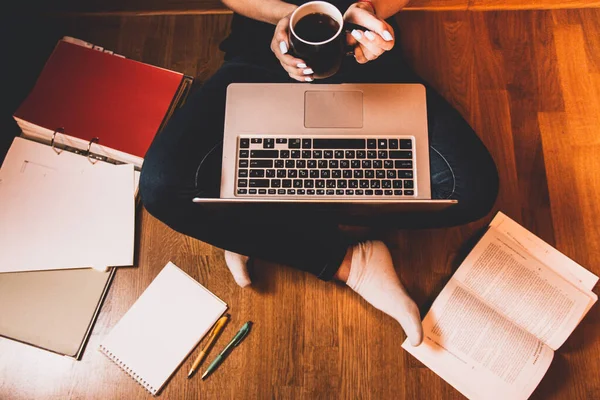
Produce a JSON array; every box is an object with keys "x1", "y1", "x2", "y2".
[{"x1": 188, "y1": 314, "x2": 229, "y2": 378}]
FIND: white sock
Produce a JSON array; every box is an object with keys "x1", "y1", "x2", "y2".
[
  {"x1": 224, "y1": 251, "x2": 251, "y2": 288},
  {"x1": 346, "y1": 241, "x2": 423, "y2": 346}
]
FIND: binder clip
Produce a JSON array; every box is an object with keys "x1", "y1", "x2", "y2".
[
  {"x1": 86, "y1": 137, "x2": 100, "y2": 165},
  {"x1": 50, "y1": 127, "x2": 65, "y2": 155}
]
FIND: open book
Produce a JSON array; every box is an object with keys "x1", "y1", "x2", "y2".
[{"x1": 402, "y1": 212, "x2": 598, "y2": 400}]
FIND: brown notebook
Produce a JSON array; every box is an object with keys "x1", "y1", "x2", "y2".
[{"x1": 0, "y1": 268, "x2": 114, "y2": 358}]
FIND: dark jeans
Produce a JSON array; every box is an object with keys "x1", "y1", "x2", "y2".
[{"x1": 139, "y1": 45, "x2": 499, "y2": 281}]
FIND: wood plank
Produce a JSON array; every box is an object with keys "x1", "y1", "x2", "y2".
[{"x1": 469, "y1": 0, "x2": 600, "y2": 10}]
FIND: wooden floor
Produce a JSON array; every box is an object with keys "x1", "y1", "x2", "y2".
[{"x1": 0, "y1": 8, "x2": 599, "y2": 400}]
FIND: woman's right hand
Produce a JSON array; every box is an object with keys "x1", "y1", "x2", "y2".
[{"x1": 270, "y1": 12, "x2": 315, "y2": 82}]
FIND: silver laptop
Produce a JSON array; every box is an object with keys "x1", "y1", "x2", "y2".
[{"x1": 194, "y1": 83, "x2": 455, "y2": 212}]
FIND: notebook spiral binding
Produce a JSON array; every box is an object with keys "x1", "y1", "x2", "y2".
[
  {"x1": 98, "y1": 344, "x2": 158, "y2": 395},
  {"x1": 50, "y1": 128, "x2": 128, "y2": 167}
]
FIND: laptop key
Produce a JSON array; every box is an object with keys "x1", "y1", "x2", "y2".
[
  {"x1": 285, "y1": 160, "x2": 294, "y2": 168},
  {"x1": 384, "y1": 160, "x2": 393, "y2": 169},
  {"x1": 317, "y1": 189, "x2": 325, "y2": 195},
  {"x1": 394, "y1": 190, "x2": 403, "y2": 195},
  {"x1": 297, "y1": 189, "x2": 306, "y2": 195},
  {"x1": 349, "y1": 180, "x2": 358, "y2": 188},
  {"x1": 324, "y1": 150, "x2": 334, "y2": 158},
  {"x1": 287, "y1": 189, "x2": 296, "y2": 195},
  {"x1": 367, "y1": 151, "x2": 377, "y2": 159},
  {"x1": 249, "y1": 179, "x2": 269, "y2": 187},
  {"x1": 378, "y1": 139, "x2": 387, "y2": 149},
  {"x1": 360, "y1": 180, "x2": 369, "y2": 188},
  {"x1": 313, "y1": 150, "x2": 323, "y2": 158},
  {"x1": 249, "y1": 169, "x2": 265, "y2": 177},
  {"x1": 387, "y1": 170, "x2": 396, "y2": 179},
  {"x1": 312, "y1": 139, "x2": 366, "y2": 149},
  {"x1": 356, "y1": 189, "x2": 364, "y2": 195},
  {"x1": 393, "y1": 180, "x2": 403, "y2": 188},
  {"x1": 250, "y1": 150, "x2": 277, "y2": 158},
  {"x1": 304, "y1": 180, "x2": 314, "y2": 188},
  {"x1": 265, "y1": 167, "x2": 277, "y2": 176},
  {"x1": 389, "y1": 139, "x2": 398, "y2": 149},
  {"x1": 404, "y1": 180, "x2": 414, "y2": 188},
  {"x1": 249, "y1": 189, "x2": 257, "y2": 194},
  {"x1": 278, "y1": 189, "x2": 286, "y2": 195},
  {"x1": 307, "y1": 189, "x2": 316, "y2": 195},
  {"x1": 340, "y1": 160, "x2": 350, "y2": 168},
  {"x1": 263, "y1": 139, "x2": 274, "y2": 149},
  {"x1": 376, "y1": 170, "x2": 385, "y2": 179},
  {"x1": 327, "y1": 180, "x2": 336, "y2": 188},
  {"x1": 354, "y1": 170, "x2": 363, "y2": 178},
  {"x1": 310, "y1": 170, "x2": 319, "y2": 178},
  {"x1": 237, "y1": 189, "x2": 247, "y2": 195},
  {"x1": 320, "y1": 170, "x2": 330, "y2": 178},
  {"x1": 332, "y1": 170, "x2": 342, "y2": 178},
  {"x1": 294, "y1": 180, "x2": 303, "y2": 188},
  {"x1": 277, "y1": 169, "x2": 286, "y2": 178},
  {"x1": 299, "y1": 170, "x2": 308, "y2": 178},
  {"x1": 336, "y1": 190, "x2": 344, "y2": 195},
  {"x1": 288, "y1": 170, "x2": 298, "y2": 178},
  {"x1": 373, "y1": 160, "x2": 383, "y2": 168},
  {"x1": 239, "y1": 159, "x2": 249, "y2": 168},
  {"x1": 291, "y1": 150, "x2": 301, "y2": 158},
  {"x1": 389, "y1": 151, "x2": 412, "y2": 159},
  {"x1": 365, "y1": 190, "x2": 374, "y2": 195},
  {"x1": 371, "y1": 180, "x2": 381, "y2": 188},
  {"x1": 302, "y1": 150, "x2": 311, "y2": 159},
  {"x1": 308, "y1": 160, "x2": 317, "y2": 168},
  {"x1": 268, "y1": 189, "x2": 276, "y2": 194},
  {"x1": 275, "y1": 160, "x2": 284, "y2": 168},
  {"x1": 385, "y1": 190, "x2": 393, "y2": 195},
  {"x1": 343, "y1": 170, "x2": 352, "y2": 178},
  {"x1": 271, "y1": 179, "x2": 281, "y2": 187},
  {"x1": 400, "y1": 139, "x2": 412, "y2": 149},
  {"x1": 365, "y1": 170, "x2": 374, "y2": 178},
  {"x1": 280, "y1": 150, "x2": 290, "y2": 158},
  {"x1": 404, "y1": 190, "x2": 415, "y2": 195},
  {"x1": 238, "y1": 170, "x2": 248, "y2": 178},
  {"x1": 302, "y1": 139, "x2": 312, "y2": 148},
  {"x1": 334, "y1": 150, "x2": 344, "y2": 159},
  {"x1": 250, "y1": 160, "x2": 273, "y2": 168},
  {"x1": 240, "y1": 138, "x2": 250, "y2": 148},
  {"x1": 351, "y1": 160, "x2": 361, "y2": 168},
  {"x1": 345, "y1": 150, "x2": 355, "y2": 159},
  {"x1": 251, "y1": 138, "x2": 262, "y2": 144},
  {"x1": 276, "y1": 138, "x2": 287, "y2": 144},
  {"x1": 289, "y1": 139, "x2": 301, "y2": 148},
  {"x1": 329, "y1": 160, "x2": 339, "y2": 168},
  {"x1": 239, "y1": 150, "x2": 249, "y2": 158},
  {"x1": 337, "y1": 180, "x2": 347, "y2": 188},
  {"x1": 316, "y1": 180, "x2": 325, "y2": 188},
  {"x1": 283, "y1": 179, "x2": 292, "y2": 188},
  {"x1": 326, "y1": 189, "x2": 335, "y2": 195},
  {"x1": 375, "y1": 190, "x2": 383, "y2": 195},
  {"x1": 382, "y1": 180, "x2": 391, "y2": 188},
  {"x1": 238, "y1": 179, "x2": 248, "y2": 187},
  {"x1": 318, "y1": 160, "x2": 328, "y2": 168},
  {"x1": 346, "y1": 190, "x2": 354, "y2": 195},
  {"x1": 296, "y1": 160, "x2": 306, "y2": 168},
  {"x1": 362, "y1": 160, "x2": 372, "y2": 168},
  {"x1": 357, "y1": 150, "x2": 366, "y2": 159},
  {"x1": 395, "y1": 160, "x2": 413, "y2": 169},
  {"x1": 398, "y1": 170, "x2": 413, "y2": 178},
  {"x1": 367, "y1": 139, "x2": 377, "y2": 149}
]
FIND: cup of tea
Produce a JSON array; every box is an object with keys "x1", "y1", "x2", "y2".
[{"x1": 289, "y1": 1, "x2": 347, "y2": 79}]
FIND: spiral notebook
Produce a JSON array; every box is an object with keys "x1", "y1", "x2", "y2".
[{"x1": 99, "y1": 262, "x2": 227, "y2": 395}]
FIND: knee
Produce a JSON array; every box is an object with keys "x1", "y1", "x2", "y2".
[
  {"x1": 459, "y1": 152, "x2": 499, "y2": 223},
  {"x1": 139, "y1": 161, "x2": 175, "y2": 219}
]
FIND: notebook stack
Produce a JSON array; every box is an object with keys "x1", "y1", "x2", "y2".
[{"x1": 0, "y1": 37, "x2": 192, "y2": 358}]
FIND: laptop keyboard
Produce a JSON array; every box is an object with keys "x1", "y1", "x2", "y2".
[{"x1": 235, "y1": 136, "x2": 416, "y2": 197}]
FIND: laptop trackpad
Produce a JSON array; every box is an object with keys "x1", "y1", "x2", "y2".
[{"x1": 304, "y1": 91, "x2": 363, "y2": 128}]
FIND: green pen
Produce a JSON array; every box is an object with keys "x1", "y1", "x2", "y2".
[{"x1": 201, "y1": 321, "x2": 253, "y2": 380}]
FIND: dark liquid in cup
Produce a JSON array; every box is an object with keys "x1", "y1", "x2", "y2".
[{"x1": 294, "y1": 13, "x2": 340, "y2": 42}]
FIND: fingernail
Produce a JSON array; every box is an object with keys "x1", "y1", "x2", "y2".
[
  {"x1": 303, "y1": 68, "x2": 314, "y2": 75},
  {"x1": 382, "y1": 30, "x2": 393, "y2": 41},
  {"x1": 305, "y1": 77, "x2": 313, "y2": 82},
  {"x1": 297, "y1": 63, "x2": 307, "y2": 68},
  {"x1": 279, "y1": 41, "x2": 288, "y2": 54},
  {"x1": 351, "y1": 30, "x2": 362, "y2": 40},
  {"x1": 364, "y1": 31, "x2": 376, "y2": 41}
]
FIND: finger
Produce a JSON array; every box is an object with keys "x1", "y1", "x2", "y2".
[
  {"x1": 280, "y1": 53, "x2": 311, "y2": 70},
  {"x1": 288, "y1": 71, "x2": 314, "y2": 82},
  {"x1": 345, "y1": 7, "x2": 395, "y2": 44},
  {"x1": 280, "y1": 61, "x2": 314, "y2": 81},
  {"x1": 353, "y1": 45, "x2": 368, "y2": 64},
  {"x1": 350, "y1": 29, "x2": 385, "y2": 59},
  {"x1": 270, "y1": 18, "x2": 291, "y2": 58},
  {"x1": 362, "y1": 29, "x2": 393, "y2": 52}
]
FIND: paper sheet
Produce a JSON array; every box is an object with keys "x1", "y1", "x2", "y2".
[{"x1": 0, "y1": 137, "x2": 135, "y2": 272}]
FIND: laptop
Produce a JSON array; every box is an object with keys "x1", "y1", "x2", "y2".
[{"x1": 193, "y1": 83, "x2": 456, "y2": 215}]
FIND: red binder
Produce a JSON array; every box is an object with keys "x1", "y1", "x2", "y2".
[{"x1": 14, "y1": 39, "x2": 191, "y2": 165}]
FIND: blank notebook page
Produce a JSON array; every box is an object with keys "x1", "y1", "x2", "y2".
[{"x1": 99, "y1": 262, "x2": 227, "y2": 395}]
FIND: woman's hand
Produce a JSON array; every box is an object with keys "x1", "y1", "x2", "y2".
[
  {"x1": 270, "y1": 11, "x2": 315, "y2": 82},
  {"x1": 344, "y1": 2, "x2": 395, "y2": 64}
]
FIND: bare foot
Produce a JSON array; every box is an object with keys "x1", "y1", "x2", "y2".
[{"x1": 224, "y1": 251, "x2": 251, "y2": 288}]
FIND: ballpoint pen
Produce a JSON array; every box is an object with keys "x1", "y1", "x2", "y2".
[
  {"x1": 188, "y1": 314, "x2": 229, "y2": 378},
  {"x1": 201, "y1": 321, "x2": 253, "y2": 380}
]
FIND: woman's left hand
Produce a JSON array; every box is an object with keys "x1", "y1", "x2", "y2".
[{"x1": 344, "y1": 2, "x2": 395, "y2": 64}]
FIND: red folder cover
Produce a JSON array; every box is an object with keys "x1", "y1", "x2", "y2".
[{"x1": 14, "y1": 41, "x2": 184, "y2": 159}]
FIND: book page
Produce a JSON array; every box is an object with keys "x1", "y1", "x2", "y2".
[
  {"x1": 453, "y1": 228, "x2": 594, "y2": 349},
  {"x1": 402, "y1": 279, "x2": 554, "y2": 400},
  {"x1": 489, "y1": 212, "x2": 599, "y2": 292}
]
